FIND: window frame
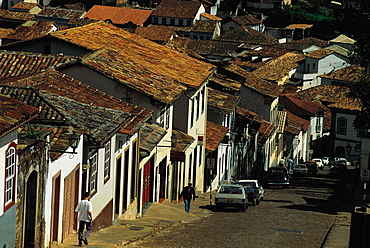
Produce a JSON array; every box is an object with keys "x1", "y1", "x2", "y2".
[
  {"x1": 104, "y1": 141, "x2": 111, "y2": 183},
  {"x1": 4, "y1": 142, "x2": 17, "y2": 211},
  {"x1": 337, "y1": 117, "x2": 347, "y2": 135},
  {"x1": 90, "y1": 153, "x2": 98, "y2": 195}
]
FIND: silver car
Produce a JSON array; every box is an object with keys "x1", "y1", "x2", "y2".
[{"x1": 237, "y1": 179, "x2": 264, "y2": 200}]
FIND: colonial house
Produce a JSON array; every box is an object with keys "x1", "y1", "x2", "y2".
[
  {"x1": 272, "y1": 37, "x2": 328, "y2": 54},
  {"x1": 0, "y1": 69, "x2": 152, "y2": 246},
  {"x1": 173, "y1": 20, "x2": 221, "y2": 40},
  {"x1": 328, "y1": 34, "x2": 355, "y2": 51},
  {"x1": 150, "y1": 0, "x2": 205, "y2": 27},
  {"x1": 299, "y1": 48, "x2": 351, "y2": 89},
  {"x1": 317, "y1": 64, "x2": 364, "y2": 87},
  {"x1": 222, "y1": 14, "x2": 264, "y2": 33},
  {"x1": 285, "y1": 24, "x2": 313, "y2": 41},
  {"x1": 83, "y1": 5, "x2": 153, "y2": 28},
  {"x1": 35, "y1": 7, "x2": 86, "y2": 26},
  {"x1": 0, "y1": 94, "x2": 38, "y2": 248},
  {"x1": 206, "y1": 87, "x2": 240, "y2": 188}
]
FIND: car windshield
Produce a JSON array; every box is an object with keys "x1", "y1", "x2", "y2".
[{"x1": 219, "y1": 186, "x2": 243, "y2": 194}]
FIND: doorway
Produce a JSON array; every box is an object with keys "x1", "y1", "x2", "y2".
[
  {"x1": 24, "y1": 171, "x2": 38, "y2": 248},
  {"x1": 115, "y1": 157, "x2": 122, "y2": 216}
]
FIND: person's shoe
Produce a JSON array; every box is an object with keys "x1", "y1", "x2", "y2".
[
  {"x1": 78, "y1": 239, "x2": 82, "y2": 246},
  {"x1": 81, "y1": 237, "x2": 88, "y2": 245}
]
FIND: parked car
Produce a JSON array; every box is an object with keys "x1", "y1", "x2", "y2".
[
  {"x1": 292, "y1": 164, "x2": 308, "y2": 175},
  {"x1": 313, "y1": 158, "x2": 324, "y2": 170},
  {"x1": 335, "y1": 158, "x2": 351, "y2": 166},
  {"x1": 237, "y1": 179, "x2": 265, "y2": 200},
  {"x1": 330, "y1": 161, "x2": 348, "y2": 174},
  {"x1": 215, "y1": 184, "x2": 248, "y2": 212},
  {"x1": 233, "y1": 181, "x2": 260, "y2": 206},
  {"x1": 305, "y1": 161, "x2": 318, "y2": 174},
  {"x1": 266, "y1": 167, "x2": 290, "y2": 189}
]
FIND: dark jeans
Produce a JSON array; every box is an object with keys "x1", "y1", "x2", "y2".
[
  {"x1": 78, "y1": 221, "x2": 92, "y2": 240},
  {"x1": 184, "y1": 199, "x2": 191, "y2": 212}
]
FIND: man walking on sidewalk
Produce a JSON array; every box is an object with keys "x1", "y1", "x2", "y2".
[
  {"x1": 179, "y1": 183, "x2": 196, "y2": 213},
  {"x1": 75, "y1": 192, "x2": 93, "y2": 246}
]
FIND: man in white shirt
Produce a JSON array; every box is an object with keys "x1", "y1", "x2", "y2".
[{"x1": 74, "y1": 192, "x2": 93, "y2": 246}]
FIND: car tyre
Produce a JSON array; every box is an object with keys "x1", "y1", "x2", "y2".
[
  {"x1": 256, "y1": 199, "x2": 260, "y2": 205},
  {"x1": 252, "y1": 199, "x2": 256, "y2": 206},
  {"x1": 242, "y1": 204, "x2": 246, "y2": 212}
]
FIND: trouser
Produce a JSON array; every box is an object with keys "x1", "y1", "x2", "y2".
[
  {"x1": 184, "y1": 199, "x2": 191, "y2": 212},
  {"x1": 78, "y1": 221, "x2": 92, "y2": 240}
]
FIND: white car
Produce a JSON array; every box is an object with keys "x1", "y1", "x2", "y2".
[
  {"x1": 313, "y1": 158, "x2": 324, "y2": 170},
  {"x1": 293, "y1": 164, "x2": 309, "y2": 175},
  {"x1": 322, "y1": 157, "x2": 330, "y2": 166},
  {"x1": 336, "y1": 158, "x2": 351, "y2": 166},
  {"x1": 215, "y1": 184, "x2": 248, "y2": 212},
  {"x1": 237, "y1": 179, "x2": 265, "y2": 200}
]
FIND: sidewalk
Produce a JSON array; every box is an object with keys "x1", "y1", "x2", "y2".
[
  {"x1": 55, "y1": 192, "x2": 214, "y2": 247},
  {"x1": 55, "y1": 190, "x2": 351, "y2": 248}
]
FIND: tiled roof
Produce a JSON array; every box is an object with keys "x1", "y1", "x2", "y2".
[
  {"x1": 224, "y1": 63, "x2": 284, "y2": 98},
  {"x1": 206, "y1": 121, "x2": 228, "y2": 151},
  {"x1": 2, "y1": 70, "x2": 153, "y2": 135},
  {"x1": 245, "y1": 46, "x2": 291, "y2": 58},
  {"x1": 50, "y1": 21, "x2": 216, "y2": 89},
  {"x1": 233, "y1": 57, "x2": 273, "y2": 70},
  {"x1": 139, "y1": 123, "x2": 167, "y2": 152},
  {"x1": 215, "y1": 26, "x2": 278, "y2": 46},
  {"x1": 172, "y1": 129, "x2": 195, "y2": 152},
  {"x1": 285, "y1": 24, "x2": 313, "y2": 29},
  {"x1": 135, "y1": 25, "x2": 176, "y2": 42},
  {"x1": 13, "y1": 2, "x2": 40, "y2": 10},
  {"x1": 36, "y1": 7, "x2": 85, "y2": 19},
  {"x1": 305, "y1": 48, "x2": 334, "y2": 59},
  {"x1": 0, "y1": 50, "x2": 74, "y2": 80},
  {"x1": 330, "y1": 34, "x2": 355, "y2": 44},
  {"x1": 0, "y1": 28, "x2": 14, "y2": 38},
  {"x1": 190, "y1": 20, "x2": 217, "y2": 33},
  {"x1": 80, "y1": 47, "x2": 187, "y2": 105},
  {"x1": 258, "y1": 121, "x2": 275, "y2": 146},
  {"x1": 172, "y1": 39, "x2": 242, "y2": 57},
  {"x1": 200, "y1": 12, "x2": 222, "y2": 21},
  {"x1": 285, "y1": 110, "x2": 310, "y2": 135},
  {"x1": 235, "y1": 106, "x2": 264, "y2": 137},
  {"x1": 273, "y1": 37, "x2": 328, "y2": 51},
  {"x1": 320, "y1": 65, "x2": 366, "y2": 83},
  {"x1": 251, "y1": 52, "x2": 305, "y2": 82},
  {"x1": 151, "y1": 0, "x2": 202, "y2": 19},
  {"x1": 294, "y1": 84, "x2": 362, "y2": 111},
  {"x1": 279, "y1": 95, "x2": 326, "y2": 116},
  {"x1": 83, "y1": 5, "x2": 153, "y2": 26},
  {"x1": 325, "y1": 44, "x2": 350, "y2": 58},
  {"x1": 5, "y1": 21, "x2": 55, "y2": 41},
  {"x1": 232, "y1": 14, "x2": 262, "y2": 26},
  {"x1": 0, "y1": 94, "x2": 38, "y2": 138},
  {"x1": 207, "y1": 87, "x2": 240, "y2": 113},
  {"x1": 209, "y1": 73, "x2": 242, "y2": 91},
  {"x1": 0, "y1": 9, "x2": 34, "y2": 21}
]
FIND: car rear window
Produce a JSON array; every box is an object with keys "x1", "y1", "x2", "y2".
[{"x1": 219, "y1": 186, "x2": 243, "y2": 194}]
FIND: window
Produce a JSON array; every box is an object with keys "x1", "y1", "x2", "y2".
[
  {"x1": 162, "y1": 18, "x2": 167, "y2": 25},
  {"x1": 179, "y1": 19, "x2": 183, "y2": 26},
  {"x1": 153, "y1": 17, "x2": 158, "y2": 24},
  {"x1": 90, "y1": 153, "x2": 98, "y2": 194},
  {"x1": 206, "y1": 36, "x2": 211, "y2": 40},
  {"x1": 186, "y1": 20, "x2": 191, "y2": 26},
  {"x1": 170, "y1": 19, "x2": 175, "y2": 25},
  {"x1": 201, "y1": 87, "x2": 205, "y2": 114},
  {"x1": 5, "y1": 143, "x2": 16, "y2": 210},
  {"x1": 104, "y1": 141, "x2": 111, "y2": 181},
  {"x1": 313, "y1": 63, "x2": 316, "y2": 70},
  {"x1": 195, "y1": 94, "x2": 199, "y2": 120},
  {"x1": 337, "y1": 117, "x2": 347, "y2": 135},
  {"x1": 200, "y1": 36, "x2": 204, "y2": 40},
  {"x1": 193, "y1": 35, "x2": 198, "y2": 40},
  {"x1": 315, "y1": 117, "x2": 322, "y2": 133},
  {"x1": 190, "y1": 99, "x2": 194, "y2": 127},
  {"x1": 158, "y1": 106, "x2": 170, "y2": 129}
]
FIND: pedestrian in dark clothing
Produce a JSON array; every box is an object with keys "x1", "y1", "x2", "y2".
[
  {"x1": 74, "y1": 192, "x2": 93, "y2": 246},
  {"x1": 179, "y1": 183, "x2": 196, "y2": 213}
]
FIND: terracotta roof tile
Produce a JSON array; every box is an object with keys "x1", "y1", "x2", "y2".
[
  {"x1": 305, "y1": 48, "x2": 334, "y2": 59},
  {"x1": 0, "y1": 50, "x2": 74, "y2": 79},
  {"x1": 135, "y1": 25, "x2": 176, "y2": 41},
  {"x1": 215, "y1": 26, "x2": 278, "y2": 46},
  {"x1": 172, "y1": 129, "x2": 195, "y2": 152},
  {"x1": 330, "y1": 34, "x2": 355, "y2": 44},
  {"x1": 224, "y1": 63, "x2": 284, "y2": 97},
  {"x1": 0, "y1": 9, "x2": 34, "y2": 21},
  {"x1": 285, "y1": 24, "x2": 313, "y2": 29},
  {"x1": 285, "y1": 110, "x2": 310, "y2": 135},
  {"x1": 83, "y1": 5, "x2": 153, "y2": 26},
  {"x1": 200, "y1": 12, "x2": 222, "y2": 21},
  {"x1": 5, "y1": 21, "x2": 55, "y2": 41},
  {"x1": 258, "y1": 121, "x2": 275, "y2": 145},
  {"x1": 2, "y1": 70, "x2": 153, "y2": 135},
  {"x1": 251, "y1": 52, "x2": 305, "y2": 82},
  {"x1": 244, "y1": 46, "x2": 291, "y2": 58},
  {"x1": 139, "y1": 123, "x2": 167, "y2": 152},
  {"x1": 151, "y1": 0, "x2": 202, "y2": 19},
  {"x1": 273, "y1": 37, "x2": 328, "y2": 51},
  {"x1": 0, "y1": 28, "x2": 14, "y2": 39},
  {"x1": 190, "y1": 20, "x2": 217, "y2": 33},
  {"x1": 37, "y1": 7, "x2": 85, "y2": 19},
  {"x1": 209, "y1": 73, "x2": 242, "y2": 91},
  {"x1": 206, "y1": 121, "x2": 228, "y2": 151},
  {"x1": 50, "y1": 22, "x2": 216, "y2": 90},
  {"x1": 325, "y1": 44, "x2": 350, "y2": 57},
  {"x1": 320, "y1": 65, "x2": 366, "y2": 83},
  {"x1": 279, "y1": 95, "x2": 326, "y2": 116},
  {"x1": 232, "y1": 14, "x2": 262, "y2": 26},
  {"x1": 13, "y1": 2, "x2": 40, "y2": 10},
  {"x1": 0, "y1": 94, "x2": 38, "y2": 138},
  {"x1": 235, "y1": 106, "x2": 263, "y2": 137},
  {"x1": 207, "y1": 87, "x2": 240, "y2": 113}
]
